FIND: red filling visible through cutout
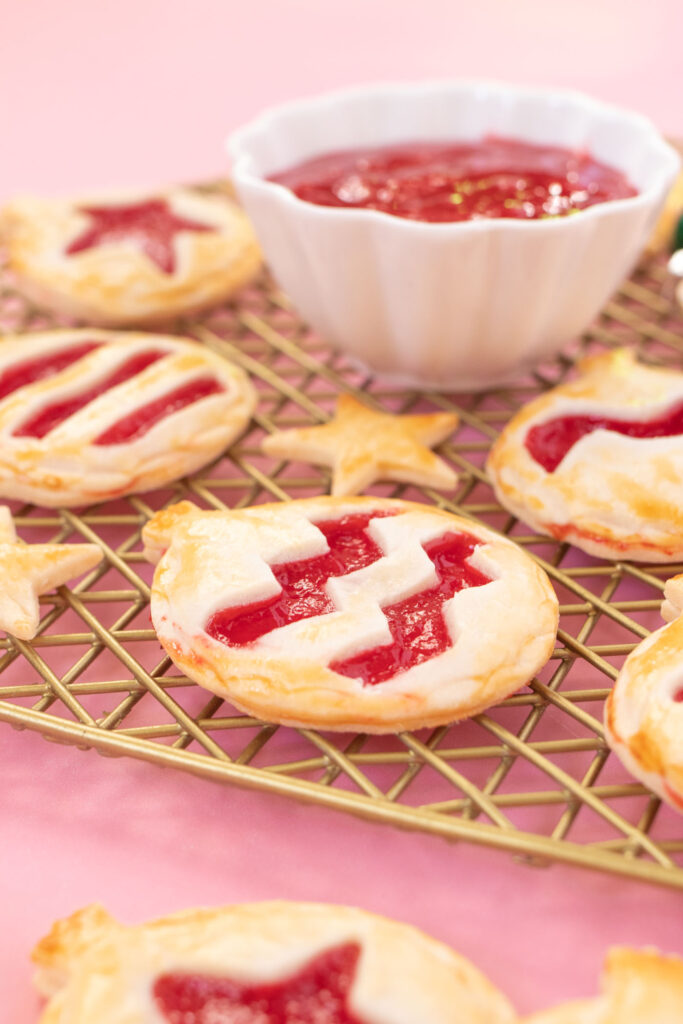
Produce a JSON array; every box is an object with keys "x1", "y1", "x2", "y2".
[
  {"x1": 0, "y1": 341, "x2": 102, "y2": 401},
  {"x1": 94, "y1": 377, "x2": 224, "y2": 445},
  {"x1": 154, "y1": 943, "x2": 367, "y2": 1024},
  {"x1": 8, "y1": 346, "x2": 224, "y2": 443},
  {"x1": 65, "y1": 198, "x2": 215, "y2": 274},
  {"x1": 13, "y1": 350, "x2": 165, "y2": 439},
  {"x1": 206, "y1": 513, "x2": 492, "y2": 685},
  {"x1": 525, "y1": 399, "x2": 683, "y2": 473}
]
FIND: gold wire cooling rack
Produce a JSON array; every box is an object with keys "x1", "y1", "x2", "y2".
[{"x1": 0, "y1": 242, "x2": 682, "y2": 890}]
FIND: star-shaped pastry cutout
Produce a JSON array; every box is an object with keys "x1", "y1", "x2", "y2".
[
  {"x1": 262, "y1": 394, "x2": 458, "y2": 495},
  {"x1": 0, "y1": 507, "x2": 102, "y2": 639},
  {"x1": 65, "y1": 198, "x2": 214, "y2": 274},
  {"x1": 154, "y1": 942, "x2": 368, "y2": 1024}
]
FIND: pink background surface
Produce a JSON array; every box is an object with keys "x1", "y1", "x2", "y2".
[{"x1": 2, "y1": 0, "x2": 683, "y2": 1018}]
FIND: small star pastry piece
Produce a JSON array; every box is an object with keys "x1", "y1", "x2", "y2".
[
  {"x1": 487, "y1": 348, "x2": 683, "y2": 562},
  {"x1": 0, "y1": 186, "x2": 261, "y2": 325},
  {"x1": 0, "y1": 507, "x2": 101, "y2": 639},
  {"x1": 32, "y1": 902, "x2": 516, "y2": 1024},
  {"x1": 524, "y1": 947, "x2": 683, "y2": 1023},
  {"x1": 605, "y1": 573, "x2": 683, "y2": 812},
  {"x1": 142, "y1": 497, "x2": 558, "y2": 733},
  {"x1": 262, "y1": 393, "x2": 458, "y2": 495}
]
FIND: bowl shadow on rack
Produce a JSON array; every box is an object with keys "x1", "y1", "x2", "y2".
[{"x1": 0, "y1": 248, "x2": 682, "y2": 890}]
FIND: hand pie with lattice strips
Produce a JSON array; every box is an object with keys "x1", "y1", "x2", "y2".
[
  {"x1": 487, "y1": 349, "x2": 683, "y2": 562},
  {"x1": 0, "y1": 329, "x2": 255, "y2": 507},
  {"x1": 32, "y1": 901, "x2": 516, "y2": 1024},
  {"x1": 0, "y1": 186, "x2": 261, "y2": 325},
  {"x1": 605, "y1": 574, "x2": 683, "y2": 812},
  {"x1": 525, "y1": 947, "x2": 683, "y2": 1024},
  {"x1": 142, "y1": 496, "x2": 558, "y2": 732}
]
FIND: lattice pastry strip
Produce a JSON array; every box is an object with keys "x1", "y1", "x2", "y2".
[
  {"x1": 143, "y1": 497, "x2": 559, "y2": 733},
  {"x1": 0, "y1": 329, "x2": 256, "y2": 506},
  {"x1": 605, "y1": 574, "x2": 683, "y2": 812},
  {"x1": 487, "y1": 349, "x2": 683, "y2": 562},
  {"x1": 32, "y1": 902, "x2": 516, "y2": 1024},
  {"x1": 0, "y1": 186, "x2": 262, "y2": 325}
]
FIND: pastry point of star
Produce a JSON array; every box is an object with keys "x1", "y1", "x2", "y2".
[
  {"x1": 262, "y1": 394, "x2": 459, "y2": 496},
  {"x1": 0, "y1": 507, "x2": 102, "y2": 639}
]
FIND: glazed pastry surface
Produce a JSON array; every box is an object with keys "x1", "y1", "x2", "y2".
[
  {"x1": 0, "y1": 329, "x2": 255, "y2": 506},
  {"x1": 142, "y1": 496, "x2": 558, "y2": 732},
  {"x1": 1, "y1": 187, "x2": 261, "y2": 325},
  {"x1": 33, "y1": 902, "x2": 517, "y2": 1024},
  {"x1": 487, "y1": 349, "x2": 683, "y2": 562}
]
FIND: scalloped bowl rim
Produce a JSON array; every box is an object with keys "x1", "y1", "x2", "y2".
[{"x1": 227, "y1": 80, "x2": 680, "y2": 235}]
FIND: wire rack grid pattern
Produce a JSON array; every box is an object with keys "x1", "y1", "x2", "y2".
[{"x1": 0, "y1": 247, "x2": 682, "y2": 890}]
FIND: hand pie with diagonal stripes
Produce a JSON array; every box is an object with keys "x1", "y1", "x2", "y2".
[
  {"x1": 32, "y1": 902, "x2": 516, "y2": 1024},
  {"x1": 0, "y1": 329, "x2": 255, "y2": 507},
  {"x1": 142, "y1": 497, "x2": 558, "y2": 732},
  {"x1": 487, "y1": 349, "x2": 683, "y2": 562},
  {"x1": 1, "y1": 187, "x2": 261, "y2": 325}
]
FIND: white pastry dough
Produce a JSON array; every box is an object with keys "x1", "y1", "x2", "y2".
[
  {"x1": 142, "y1": 496, "x2": 558, "y2": 732},
  {"x1": 32, "y1": 902, "x2": 516, "y2": 1024},
  {"x1": 487, "y1": 349, "x2": 683, "y2": 562},
  {"x1": 1, "y1": 186, "x2": 261, "y2": 325},
  {"x1": 262, "y1": 393, "x2": 458, "y2": 495},
  {"x1": 524, "y1": 947, "x2": 683, "y2": 1023},
  {"x1": 0, "y1": 329, "x2": 255, "y2": 507},
  {"x1": 605, "y1": 574, "x2": 683, "y2": 811},
  {"x1": 0, "y1": 506, "x2": 101, "y2": 638}
]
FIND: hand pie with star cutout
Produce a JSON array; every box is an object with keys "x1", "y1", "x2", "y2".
[
  {"x1": 261, "y1": 393, "x2": 458, "y2": 496},
  {"x1": 0, "y1": 186, "x2": 261, "y2": 325},
  {"x1": 0, "y1": 328, "x2": 255, "y2": 507},
  {"x1": 0, "y1": 506, "x2": 101, "y2": 639},
  {"x1": 142, "y1": 496, "x2": 558, "y2": 733},
  {"x1": 487, "y1": 348, "x2": 683, "y2": 562},
  {"x1": 32, "y1": 901, "x2": 516, "y2": 1024},
  {"x1": 524, "y1": 947, "x2": 683, "y2": 1024},
  {"x1": 605, "y1": 574, "x2": 683, "y2": 812}
]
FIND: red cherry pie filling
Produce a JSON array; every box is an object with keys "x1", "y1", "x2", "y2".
[
  {"x1": 525, "y1": 400, "x2": 683, "y2": 472},
  {"x1": 4, "y1": 341, "x2": 224, "y2": 444},
  {"x1": 269, "y1": 136, "x2": 636, "y2": 223},
  {"x1": 65, "y1": 198, "x2": 215, "y2": 274},
  {"x1": 153, "y1": 943, "x2": 366, "y2": 1024},
  {"x1": 206, "y1": 512, "x2": 493, "y2": 684}
]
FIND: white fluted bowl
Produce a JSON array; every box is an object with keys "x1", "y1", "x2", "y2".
[{"x1": 228, "y1": 82, "x2": 679, "y2": 391}]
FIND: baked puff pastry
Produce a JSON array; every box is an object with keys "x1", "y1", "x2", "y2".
[
  {"x1": 32, "y1": 901, "x2": 516, "y2": 1024},
  {"x1": 487, "y1": 349, "x2": 683, "y2": 562},
  {"x1": 525, "y1": 947, "x2": 683, "y2": 1023},
  {"x1": 142, "y1": 496, "x2": 558, "y2": 732},
  {"x1": 0, "y1": 329, "x2": 255, "y2": 507},
  {"x1": 0, "y1": 506, "x2": 101, "y2": 639},
  {"x1": 605, "y1": 574, "x2": 683, "y2": 811},
  {"x1": 1, "y1": 186, "x2": 261, "y2": 325}
]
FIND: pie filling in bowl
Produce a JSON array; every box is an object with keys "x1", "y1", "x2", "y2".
[
  {"x1": 268, "y1": 135, "x2": 637, "y2": 223},
  {"x1": 228, "y1": 81, "x2": 680, "y2": 390}
]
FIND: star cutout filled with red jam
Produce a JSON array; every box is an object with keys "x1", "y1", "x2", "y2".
[
  {"x1": 153, "y1": 943, "x2": 369, "y2": 1024},
  {"x1": 65, "y1": 198, "x2": 214, "y2": 274}
]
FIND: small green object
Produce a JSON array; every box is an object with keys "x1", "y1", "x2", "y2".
[{"x1": 674, "y1": 213, "x2": 683, "y2": 253}]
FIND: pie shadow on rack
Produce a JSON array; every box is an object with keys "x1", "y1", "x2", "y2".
[{"x1": 0, "y1": 235, "x2": 682, "y2": 891}]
